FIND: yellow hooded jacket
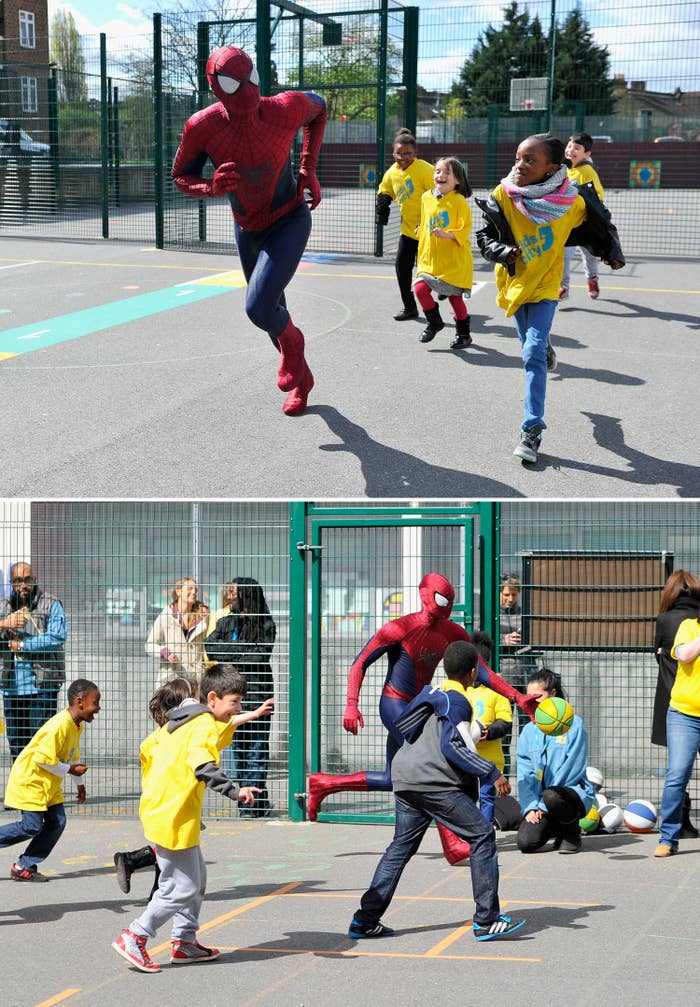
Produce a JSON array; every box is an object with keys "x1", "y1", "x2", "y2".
[
  {"x1": 138, "y1": 704, "x2": 237, "y2": 851},
  {"x1": 4, "y1": 708, "x2": 81, "y2": 811}
]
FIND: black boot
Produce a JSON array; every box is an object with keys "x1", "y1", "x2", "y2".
[
  {"x1": 681, "y1": 790, "x2": 699, "y2": 839},
  {"x1": 114, "y1": 845, "x2": 157, "y2": 894},
  {"x1": 450, "y1": 316, "x2": 472, "y2": 349},
  {"x1": 419, "y1": 306, "x2": 445, "y2": 343}
]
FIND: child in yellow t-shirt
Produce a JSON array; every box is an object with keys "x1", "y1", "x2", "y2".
[
  {"x1": 560, "y1": 132, "x2": 606, "y2": 301},
  {"x1": 476, "y1": 132, "x2": 624, "y2": 464},
  {"x1": 464, "y1": 634, "x2": 513, "y2": 826},
  {"x1": 112, "y1": 665, "x2": 273, "y2": 973},
  {"x1": 376, "y1": 128, "x2": 434, "y2": 321},
  {"x1": 414, "y1": 156, "x2": 474, "y2": 349},
  {"x1": 0, "y1": 678, "x2": 100, "y2": 881}
]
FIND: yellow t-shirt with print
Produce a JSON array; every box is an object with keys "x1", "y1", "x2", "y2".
[
  {"x1": 465, "y1": 683, "x2": 512, "y2": 771},
  {"x1": 492, "y1": 184, "x2": 587, "y2": 316},
  {"x1": 670, "y1": 618, "x2": 700, "y2": 718},
  {"x1": 139, "y1": 711, "x2": 231, "y2": 851},
  {"x1": 4, "y1": 708, "x2": 82, "y2": 811},
  {"x1": 416, "y1": 189, "x2": 473, "y2": 290},
  {"x1": 378, "y1": 158, "x2": 435, "y2": 238},
  {"x1": 567, "y1": 161, "x2": 604, "y2": 200}
]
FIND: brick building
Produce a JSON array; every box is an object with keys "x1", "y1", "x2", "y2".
[{"x1": 0, "y1": 0, "x2": 50, "y2": 141}]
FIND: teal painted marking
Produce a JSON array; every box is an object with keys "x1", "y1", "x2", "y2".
[{"x1": 0, "y1": 282, "x2": 235, "y2": 356}]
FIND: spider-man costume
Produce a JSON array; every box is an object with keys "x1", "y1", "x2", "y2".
[
  {"x1": 172, "y1": 47, "x2": 327, "y2": 416},
  {"x1": 307, "y1": 572, "x2": 538, "y2": 864}
]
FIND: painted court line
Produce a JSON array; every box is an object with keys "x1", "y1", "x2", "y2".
[
  {"x1": 217, "y1": 944, "x2": 541, "y2": 963},
  {"x1": 33, "y1": 990, "x2": 81, "y2": 1007},
  {"x1": 0, "y1": 275, "x2": 245, "y2": 359}
]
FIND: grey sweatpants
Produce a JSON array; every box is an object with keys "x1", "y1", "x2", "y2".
[{"x1": 130, "y1": 844, "x2": 206, "y2": 943}]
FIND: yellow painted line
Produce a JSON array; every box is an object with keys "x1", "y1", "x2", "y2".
[
  {"x1": 33, "y1": 990, "x2": 81, "y2": 1007},
  {"x1": 0, "y1": 256, "x2": 228, "y2": 273},
  {"x1": 284, "y1": 891, "x2": 599, "y2": 908},
  {"x1": 425, "y1": 919, "x2": 474, "y2": 957},
  {"x1": 217, "y1": 944, "x2": 541, "y2": 963},
  {"x1": 194, "y1": 268, "x2": 247, "y2": 287},
  {"x1": 0, "y1": 352, "x2": 19, "y2": 360},
  {"x1": 148, "y1": 880, "x2": 303, "y2": 955}
]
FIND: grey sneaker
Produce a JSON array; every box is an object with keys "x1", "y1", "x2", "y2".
[
  {"x1": 513, "y1": 425, "x2": 542, "y2": 464},
  {"x1": 558, "y1": 837, "x2": 582, "y2": 854},
  {"x1": 546, "y1": 341, "x2": 557, "y2": 372}
]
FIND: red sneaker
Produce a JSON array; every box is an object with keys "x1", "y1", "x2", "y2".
[
  {"x1": 588, "y1": 277, "x2": 600, "y2": 299},
  {"x1": 11, "y1": 863, "x2": 48, "y2": 882},
  {"x1": 170, "y1": 940, "x2": 220, "y2": 964},
  {"x1": 112, "y1": 929, "x2": 161, "y2": 973}
]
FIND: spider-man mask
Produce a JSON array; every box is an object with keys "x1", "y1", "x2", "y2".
[
  {"x1": 206, "y1": 46, "x2": 260, "y2": 117},
  {"x1": 419, "y1": 573, "x2": 455, "y2": 620}
]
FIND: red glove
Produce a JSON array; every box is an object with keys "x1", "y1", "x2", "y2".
[
  {"x1": 212, "y1": 161, "x2": 240, "y2": 197},
  {"x1": 297, "y1": 170, "x2": 322, "y2": 209},
  {"x1": 516, "y1": 691, "x2": 541, "y2": 722},
  {"x1": 343, "y1": 700, "x2": 364, "y2": 734}
]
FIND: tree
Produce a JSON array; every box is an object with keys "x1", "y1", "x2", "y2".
[
  {"x1": 50, "y1": 9, "x2": 88, "y2": 104},
  {"x1": 452, "y1": 1, "x2": 613, "y2": 117},
  {"x1": 285, "y1": 15, "x2": 402, "y2": 121},
  {"x1": 452, "y1": 2, "x2": 547, "y2": 117},
  {"x1": 554, "y1": 7, "x2": 614, "y2": 115}
]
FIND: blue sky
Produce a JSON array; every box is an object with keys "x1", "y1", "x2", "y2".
[{"x1": 47, "y1": 2, "x2": 699, "y2": 92}]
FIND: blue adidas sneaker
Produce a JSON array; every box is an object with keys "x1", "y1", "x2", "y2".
[
  {"x1": 473, "y1": 915, "x2": 526, "y2": 942},
  {"x1": 347, "y1": 919, "x2": 395, "y2": 939}
]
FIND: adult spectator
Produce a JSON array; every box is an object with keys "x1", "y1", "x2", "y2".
[
  {"x1": 652, "y1": 569, "x2": 700, "y2": 838},
  {"x1": 204, "y1": 577, "x2": 276, "y2": 815},
  {"x1": 0, "y1": 562, "x2": 68, "y2": 760},
  {"x1": 498, "y1": 573, "x2": 537, "y2": 773},
  {"x1": 145, "y1": 578, "x2": 209, "y2": 685}
]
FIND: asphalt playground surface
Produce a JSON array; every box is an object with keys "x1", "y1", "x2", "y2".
[
  {"x1": 0, "y1": 236, "x2": 698, "y2": 499},
  {"x1": 2, "y1": 807, "x2": 699, "y2": 1007}
]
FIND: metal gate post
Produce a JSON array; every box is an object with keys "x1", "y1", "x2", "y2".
[
  {"x1": 153, "y1": 13, "x2": 164, "y2": 249},
  {"x1": 403, "y1": 6, "x2": 419, "y2": 135},
  {"x1": 288, "y1": 501, "x2": 309, "y2": 821},
  {"x1": 478, "y1": 501, "x2": 500, "y2": 664},
  {"x1": 99, "y1": 34, "x2": 109, "y2": 238}
]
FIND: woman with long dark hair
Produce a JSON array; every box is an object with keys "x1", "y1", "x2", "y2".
[
  {"x1": 204, "y1": 578, "x2": 276, "y2": 816},
  {"x1": 652, "y1": 570, "x2": 700, "y2": 839}
]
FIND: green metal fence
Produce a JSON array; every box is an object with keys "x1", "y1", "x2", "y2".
[
  {"x1": 0, "y1": 1, "x2": 698, "y2": 256},
  {"x1": 2, "y1": 499, "x2": 699, "y2": 828}
]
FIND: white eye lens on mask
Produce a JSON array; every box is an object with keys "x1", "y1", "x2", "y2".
[
  {"x1": 434, "y1": 592, "x2": 449, "y2": 607},
  {"x1": 217, "y1": 73, "x2": 241, "y2": 95},
  {"x1": 249, "y1": 66, "x2": 260, "y2": 86}
]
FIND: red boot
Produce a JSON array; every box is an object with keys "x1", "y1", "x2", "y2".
[
  {"x1": 436, "y1": 822, "x2": 471, "y2": 865},
  {"x1": 307, "y1": 771, "x2": 368, "y2": 821},
  {"x1": 282, "y1": 363, "x2": 314, "y2": 416},
  {"x1": 277, "y1": 320, "x2": 307, "y2": 391}
]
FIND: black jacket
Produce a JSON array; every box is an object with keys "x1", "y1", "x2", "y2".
[
  {"x1": 475, "y1": 181, "x2": 625, "y2": 277},
  {"x1": 652, "y1": 594, "x2": 700, "y2": 746}
]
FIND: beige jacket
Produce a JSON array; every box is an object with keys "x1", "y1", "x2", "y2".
[{"x1": 145, "y1": 605, "x2": 209, "y2": 683}]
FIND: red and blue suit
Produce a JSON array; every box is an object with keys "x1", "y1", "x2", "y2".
[
  {"x1": 307, "y1": 573, "x2": 538, "y2": 864},
  {"x1": 172, "y1": 47, "x2": 327, "y2": 416}
]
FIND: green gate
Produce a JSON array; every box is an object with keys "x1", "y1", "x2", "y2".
[{"x1": 300, "y1": 502, "x2": 494, "y2": 823}]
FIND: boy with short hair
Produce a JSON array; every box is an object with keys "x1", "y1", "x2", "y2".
[
  {"x1": 112, "y1": 665, "x2": 262, "y2": 973},
  {"x1": 348, "y1": 641, "x2": 526, "y2": 943},
  {"x1": 0, "y1": 678, "x2": 100, "y2": 881},
  {"x1": 560, "y1": 131, "x2": 606, "y2": 301}
]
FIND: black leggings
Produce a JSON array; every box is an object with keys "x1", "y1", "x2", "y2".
[
  {"x1": 517, "y1": 786, "x2": 586, "y2": 853},
  {"x1": 395, "y1": 234, "x2": 419, "y2": 309}
]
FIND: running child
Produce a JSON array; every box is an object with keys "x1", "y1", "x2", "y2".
[
  {"x1": 111, "y1": 665, "x2": 271, "y2": 972},
  {"x1": 112, "y1": 671, "x2": 274, "y2": 896},
  {"x1": 414, "y1": 156, "x2": 474, "y2": 349},
  {"x1": 560, "y1": 131, "x2": 606, "y2": 301},
  {"x1": 0, "y1": 678, "x2": 100, "y2": 881},
  {"x1": 375, "y1": 128, "x2": 434, "y2": 321},
  {"x1": 476, "y1": 132, "x2": 624, "y2": 464}
]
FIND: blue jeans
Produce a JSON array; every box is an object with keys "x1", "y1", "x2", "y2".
[
  {"x1": 659, "y1": 708, "x2": 700, "y2": 848},
  {"x1": 479, "y1": 779, "x2": 496, "y2": 825},
  {"x1": 354, "y1": 789, "x2": 500, "y2": 928},
  {"x1": 223, "y1": 719, "x2": 272, "y2": 816},
  {"x1": 0, "y1": 804, "x2": 67, "y2": 869},
  {"x1": 2, "y1": 690, "x2": 60, "y2": 761},
  {"x1": 513, "y1": 299, "x2": 557, "y2": 431},
  {"x1": 235, "y1": 201, "x2": 312, "y2": 340}
]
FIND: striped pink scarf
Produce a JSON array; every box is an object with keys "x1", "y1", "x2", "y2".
[{"x1": 500, "y1": 166, "x2": 578, "y2": 225}]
